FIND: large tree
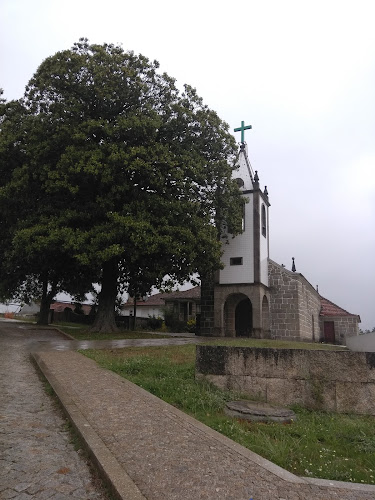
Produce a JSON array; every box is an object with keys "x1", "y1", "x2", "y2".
[
  {"x1": 1, "y1": 40, "x2": 244, "y2": 332},
  {"x1": 0, "y1": 94, "x2": 96, "y2": 323}
]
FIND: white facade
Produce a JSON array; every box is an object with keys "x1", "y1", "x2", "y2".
[
  {"x1": 219, "y1": 196, "x2": 254, "y2": 284},
  {"x1": 219, "y1": 143, "x2": 269, "y2": 286},
  {"x1": 121, "y1": 305, "x2": 163, "y2": 318},
  {"x1": 259, "y1": 196, "x2": 269, "y2": 286}
]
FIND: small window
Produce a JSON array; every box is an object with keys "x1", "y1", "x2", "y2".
[
  {"x1": 230, "y1": 257, "x2": 243, "y2": 266},
  {"x1": 261, "y1": 204, "x2": 266, "y2": 237}
]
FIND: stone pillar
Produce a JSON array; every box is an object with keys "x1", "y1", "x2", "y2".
[
  {"x1": 198, "y1": 273, "x2": 216, "y2": 336},
  {"x1": 250, "y1": 288, "x2": 262, "y2": 338}
]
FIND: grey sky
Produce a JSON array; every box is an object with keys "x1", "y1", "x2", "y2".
[{"x1": 1, "y1": 0, "x2": 374, "y2": 329}]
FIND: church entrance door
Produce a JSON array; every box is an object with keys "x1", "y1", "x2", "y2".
[
  {"x1": 235, "y1": 298, "x2": 252, "y2": 337},
  {"x1": 324, "y1": 321, "x2": 335, "y2": 343}
]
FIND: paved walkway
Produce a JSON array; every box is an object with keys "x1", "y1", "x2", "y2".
[
  {"x1": 0, "y1": 320, "x2": 107, "y2": 499},
  {"x1": 2, "y1": 320, "x2": 375, "y2": 499}
]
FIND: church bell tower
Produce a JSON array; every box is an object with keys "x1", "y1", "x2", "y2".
[{"x1": 199, "y1": 121, "x2": 271, "y2": 337}]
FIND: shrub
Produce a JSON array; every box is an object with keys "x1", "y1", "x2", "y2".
[
  {"x1": 147, "y1": 315, "x2": 163, "y2": 330},
  {"x1": 163, "y1": 309, "x2": 187, "y2": 332},
  {"x1": 186, "y1": 318, "x2": 196, "y2": 333}
]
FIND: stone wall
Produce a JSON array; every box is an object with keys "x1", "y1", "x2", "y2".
[
  {"x1": 198, "y1": 273, "x2": 216, "y2": 336},
  {"x1": 196, "y1": 345, "x2": 375, "y2": 415},
  {"x1": 268, "y1": 260, "x2": 320, "y2": 342}
]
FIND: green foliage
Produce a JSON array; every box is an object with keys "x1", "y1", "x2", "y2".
[
  {"x1": 163, "y1": 307, "x2": 187, "y2": 332},
  {"x1": 186, "y1": 318, "x2": 196, "y2": 333},
  {"x1": 0, "y1": 39, "x2": 243, "y2": 330},
  {"x1": 147, "y1": 315, "x2": 163, "y2": 330}
]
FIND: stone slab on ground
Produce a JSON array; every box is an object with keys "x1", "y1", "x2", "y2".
[{"x1": 225, "y1": 400, "x2": 297, "y2": 423}]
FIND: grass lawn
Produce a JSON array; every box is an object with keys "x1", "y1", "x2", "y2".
[
  {"x1": 204, "y1": 338, "x2": 348, "y2": 350},
  {"x1": 55, "y1": 323, "x2": 349, "y2": 349},
  {"x1": 82, "y1": 343, "x2": 375, "y2": 485}
]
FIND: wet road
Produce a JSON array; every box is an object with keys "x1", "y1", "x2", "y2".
[
  {"x1": 29, "y1": 335, "x2": 209, "y2": 352},
  {"x1": 0, "y1": 319, "x2": 108, "y2": 500},
  {"x1": 0, "y1": 319, "x2": 211, "y2": 499}
]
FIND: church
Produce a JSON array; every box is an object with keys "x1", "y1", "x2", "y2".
[{"x1": 197, "y1": 121, "x2": 360, "y2": 345}]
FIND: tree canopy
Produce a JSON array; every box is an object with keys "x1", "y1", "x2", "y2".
[{"x1": 0, "y1": 39, "x2": 244, "y2": 331}]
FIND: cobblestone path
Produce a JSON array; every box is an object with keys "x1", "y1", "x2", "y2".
[{"x1": 0, "y1": 320, "x2": 107, "y2": 500}]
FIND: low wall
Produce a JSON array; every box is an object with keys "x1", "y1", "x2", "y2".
[{"x1": 196, "y1": 345, "x2": 375, "y2": 415}]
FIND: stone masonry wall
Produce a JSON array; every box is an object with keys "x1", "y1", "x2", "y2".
[
  {"x1": 268, "y1": 260, "x2": 320, "y2": 342},
  {"x1": 296, "y1": 279, "x2": 321, "y2": 341},
  {"x1": 198, "y1": 273, "x2": 216, "y2": 336},
  {"x1": 320, "y1": 316, "x2": 360, "y2": 344},
  {"x1": 196, "y1": 345, "x2": 375, "y2": 415}
]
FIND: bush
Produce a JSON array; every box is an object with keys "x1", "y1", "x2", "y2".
[
  {"x1": 147, "y1": 315, "x2": 163, "y2": 330},
  {"x1": 186, "y1": 318, "x2": 196, "y2": 333},
  {"x1": 163, "y1": 309, "x2": 188, "y2": 332}
]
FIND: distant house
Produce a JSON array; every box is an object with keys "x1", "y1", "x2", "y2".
[
  {"x1": 17, "y1": 301, "x2": 94, "y2": 320},
  {"x1": 18, "y1": 302, "x2": 40, "y2": 316},
  {"x1": 163, "y1": 287, "x2": 201, "y2": 322},
  {"x1": 122, "y1": 294, "x2": 165, "y2": 318},
  {"x1": 0, "y1": 302, "x2": 21, "y2": 314},
  {"x1": 122, "y1": 287, "x2": 201, "y2": 322},
  {"x1": 49, "y1": 301, "x2": 93, "y2": 315}
]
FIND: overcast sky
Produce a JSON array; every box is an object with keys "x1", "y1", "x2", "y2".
[{"x1": 1, "y1": 0, "x2": 374, "y2": 329}]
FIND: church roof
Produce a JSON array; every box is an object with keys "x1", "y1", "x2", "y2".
[{"x1": 320, "y1": 296, "x2": 360, "y2": 319}]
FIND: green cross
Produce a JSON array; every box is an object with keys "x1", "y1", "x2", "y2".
[{"x1": 234, "y1": 120, "x2": 252, "y2": 143}]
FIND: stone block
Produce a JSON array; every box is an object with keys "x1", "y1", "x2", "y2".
[
  {"x1": 304, "y1": 378, "x2": 336, "y2": 411},
  {"x1": 336, "y1": 382, "x2": 375, "y2": 415},
  {"x1": 308, "y1": 351, "x2": 375, "y2": 382},
  {"x1": 196, "y1": 373, "x2": 228, "y2": 390},
  {"x1": 266, "y1": 378, "x2": 305, "y2": 406},
  {"x1": 225, "y1": 349, "x2": 245, "y2": 375},
  {"x1": 227, "y1": 375, "x2": 267, "y2": 401}
]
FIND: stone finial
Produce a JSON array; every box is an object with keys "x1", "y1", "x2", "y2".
[
  {"x1": 254, "y1": 170, "x2": 259, "y2": 188},
  {"x1": 292, "y1": 257, "x2": 296, "y2": 272},
  {"x1": 264, "y1": 185, "x2": 268, "y2": 197}
]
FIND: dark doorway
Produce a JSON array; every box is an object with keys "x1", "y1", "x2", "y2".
[
  {"x1": 324, "y1": 321, "x2": 335, "y2": 343},
  {"x1": 235, "y1": 298, "x2": 252, "y2": 337}
]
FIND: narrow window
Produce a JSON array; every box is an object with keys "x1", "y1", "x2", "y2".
[
  {"x1": 261, "y1": 204, "x2": 266, "y2": 237},
  {"x1": 230, "y1": 257, "x2": 243, "y2": 266}
]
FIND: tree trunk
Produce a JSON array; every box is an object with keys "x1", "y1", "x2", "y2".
[
  {"x1": 91, "y1": 260, "x2": 119, "y2": 333},
  {"x1": 133, "y1": 296, "x2": 137, "y2": 331},
  {"x1": 37, "y1": 277, "x2": 56, "y2": 325}
]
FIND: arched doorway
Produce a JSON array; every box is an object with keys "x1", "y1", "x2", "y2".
[
  {"x1": 223, "y1": 293, "x2": 253, "y2": 337},
  {"x1": 235, "y1": 298, "x2": 252, "y2": 337}
]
